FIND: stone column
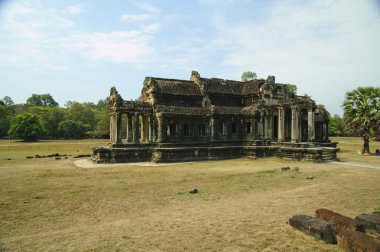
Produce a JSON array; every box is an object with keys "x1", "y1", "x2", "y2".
[
  {"x1": 325, "y1": 121, "x2": 329, "y2": 140},
  {"x1": 291, "y1": 106, "x2": 300, "y2": 142},
  {"x1": 307, "y1": 109, "x2": 315, "y2": 141},
  {"x1": 143, "y1": 114, "x2": 149, "y2": 143},
  {"x1": 263, "y1": 111, "x2": 268, "y2": 139},
  {"x1": 115, "y1": 112, "x2": 123, "y2": 143},
  {"x1": 148, "y1": 115, "x2": 152, "y2": 142},
  {"x1": 267, "y1": 109, "x2": 273, "y2": 140},
  {"x1": 157, "y1": 114, "x2": 163, "y2": 142},
  {"x1": 140, "y1": 114, "x2": 146, "y2": 143},
  {"x1": 133, "y1": 112, "x2": 140, "y2": 144},
  {"x1": 210, "y1": 116, "x2": 215, "y2": 141},
  {"x1": 110, "y1": 113, "x2": 116, "y2": 143},
  {"x1": 126, "y1": 113, "x2": 133, "y2": 142},
  {"x1": 278, "y1": 107, "x2": 285, "y2": 142}
]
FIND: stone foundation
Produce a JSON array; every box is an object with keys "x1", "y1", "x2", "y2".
[{"x1": 92, "y1": 142, "x2": 339, "y2": 163}]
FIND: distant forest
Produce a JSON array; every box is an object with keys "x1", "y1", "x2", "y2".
[
  {"x1": 0, "y1": 94, "x2": 109, "y2": 140},
  {"x1": 0, "y1": 93, "x2": 357, "y2": 140}
]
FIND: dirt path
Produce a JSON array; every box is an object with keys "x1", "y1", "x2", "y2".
[
  {"x1": 74, "y1": 158, "x2": 192, "y2": 168},
  {"x1": 332, "y1": 161, "x2": 380, "y2": 170}
]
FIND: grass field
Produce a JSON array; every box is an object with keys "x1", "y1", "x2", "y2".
[{"x1": 0, "y1": 138, "x2": 379, "y2": 251}]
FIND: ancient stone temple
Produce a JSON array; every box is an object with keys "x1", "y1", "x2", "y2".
[{"x1": 92, "y1": 71, "x2": 339, "y2": 163}]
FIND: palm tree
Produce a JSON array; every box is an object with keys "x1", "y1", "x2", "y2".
[{"x1": 343, "y1": 86, "x2": 380, "y2": 153}]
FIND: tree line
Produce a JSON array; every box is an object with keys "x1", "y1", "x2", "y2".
[
  {"x1": 0, "y1": 94, "x2": 109, "y2": 141},
  {"x1": 1, "y1": 84, "x2": 379, "y2": 141}
]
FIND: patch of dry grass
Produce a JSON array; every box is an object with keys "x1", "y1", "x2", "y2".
[{"x1": 0, "y1": 138, "x2": 379, "y2": 251}]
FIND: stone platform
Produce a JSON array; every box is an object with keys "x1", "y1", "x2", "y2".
[{"x1": 91, "y1": 142, "x2": 339, "y2": 164}]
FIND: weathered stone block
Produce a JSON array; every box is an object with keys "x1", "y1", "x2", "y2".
[
  {"x1": 315, "y1": 208, "x2": 365, "y2": 232},
  {"x1": 356, "y1": 213, "x2": 380, "y2": 233},
  {"x1": 337, "y1": 229, "x2": 380, "y2": 252},
  {"x1": 289, "y1": 215, "x2": 338, "y2": 244}
]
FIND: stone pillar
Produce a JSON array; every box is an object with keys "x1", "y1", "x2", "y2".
[
  {"x1": 325, "y1": 121, "x2": 329, "y2": 140},
  {"x1": 148, "y1": 115, "x2": 152, "y2": 142},
  {"x1": 263, "y1": 111, "x2": 268, "y2": 139},
  {"x1": 114, "y1": 112, "x2": 122, "y2": 143},
  {"x1": 126, "y1": 113, "x2": 133, "y2": 142},
  {"x1": 133, "y1": 112, "x2": 140, "y2": 144},
  {"x1": 157, "y1": 114, "x2": 163, "y2": 142},
  {"x1": 141, "y1": 114, "x2": 147, "y2": 143},
  {"x1": 307, "y1": 109, "x2": 315, "y2": 141},
  {"x1": 267, "y1": 109, "x2": 273, "y2": 139},
  {"x1": 110, "y1": 113, "x2": 116, "y2": 143},
  {"x1": 210, "y1": 116, "x2": 215, "y2": 141},
  {"x1": 291, "y1": 106, "x2": 300, "y2": 142},
  {"x1": 278, "y1": 107, "x2": 285, "y2": 142}
]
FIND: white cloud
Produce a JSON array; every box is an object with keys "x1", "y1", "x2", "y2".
[
  {"x1": 56, "y1": 31, "x2": 154, "y2": 63},
  {"x1": 120, "y1": 14, "x2": 151, "y2": 22},
  {"x1": 134, "y1": 2, "x2": 161, "y2": 14},
  {"x1": 0, "y1": 1, "x2": 157, "y2": 68},
  {"x1": 66, "y1": 4, "x2": 83, "y2": 15},
  {"x1": 142, "y1": 23, "x2": 161, "y2": 33},
  {"x1": 202, "y1": 0, "x2": 380, "y2": 114}
]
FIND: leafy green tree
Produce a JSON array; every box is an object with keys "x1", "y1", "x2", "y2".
[
  {"x1": 343, "y1": 86, "x2": 380, "y2": 143},
  {"x1": 0, "y1": 106, "x2": 11, "y2": 137},
  {"x1": 1, "y1": 96, "x2": 14, "y2": 105},
  {"x1": 58, "y1": 120, "x2": 87, "y2": 139},
  {"x1": 65, "y1": 102, "x2": 96, "y2": 130},
  {"x1": 44, "y1": 107, "x2": 65, "y2": 138},
  {"x1": 26, "y1": 94, "x2": 59, "y2": 107},
  {"x1": 27, "y1": 106, "x2": 65, "y2": 139},
  {"x1": 329, "y1": 114, "x2": 346, "y2": 136},
  {"x1": 287, "y1": 83, "x2": 298, "y2": 95},
  {"x1": 8, "y1": 113, "x2": 42, "y2": 141},
  {"x1": 92, "y1": 109, "x2": 109, "y2": 138},
  {"x1": 96, "y1": 97, "x2": 109, "y2": 110},
  {"x1": 241, "y1": 71, "x2": 257, "y2": 81}
]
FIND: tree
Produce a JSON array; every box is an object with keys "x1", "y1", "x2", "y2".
[
  {"x1": 58, "y1": 120, "x2": 87, "y2": 139},
  {"x1": 343, "y1": 86, "x2": 380, "y2": 152},
  {"x1": 241, "y1": 71, "x2": 257, "y2": 81},
  {"x1": 96, "y1": 97, "x2": 109, "y2": 110},
  {"x1": 287, "y1": 83, "x2": 298, "y2": 95},
  {"x1": 329, "y1": 114, "x2": 346, "y2": 136},
  {"x1": 0, "y1": 106, "x2": 11, "y2": 137},
  {"x1": 65, "y1": 102, "x2": 96, "y2": 130},
  {"x1": 8, "y1": 113, "x2": 42, "y2": 141},
  {"x1": 1, "y1": 96, "x2": 14, "y2": 105},
  {"x1": 27, "y1": 106, "x2": 65, "y2": 139},
  {"x1": 26, "y1": 94, "x2": 59, "y2": 107},
  {"x1": 92, "y1": 109, "x2": 109, "y2": 138}
]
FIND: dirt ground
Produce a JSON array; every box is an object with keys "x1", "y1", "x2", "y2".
[{"x1": 0, "y1": 138, "x2": 379, "y2": 251}]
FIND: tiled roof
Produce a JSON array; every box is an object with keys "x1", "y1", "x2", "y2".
[
  {"x1": 243, "y1": 80, "x2": 264, "y2": 94},
  {"x1": 154, "y1": 78, "x2": 202, "y2": 96},
  {"x1": 212, "y1": 106, "x2": 243, "y2": 115},
  {"x1": 202, "y1": 78, "x2": 244, "y2": 95}
]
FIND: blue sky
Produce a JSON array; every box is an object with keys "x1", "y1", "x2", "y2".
[{"x1": 1, "y1": 0, "x2": 379, "y2": 115}]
